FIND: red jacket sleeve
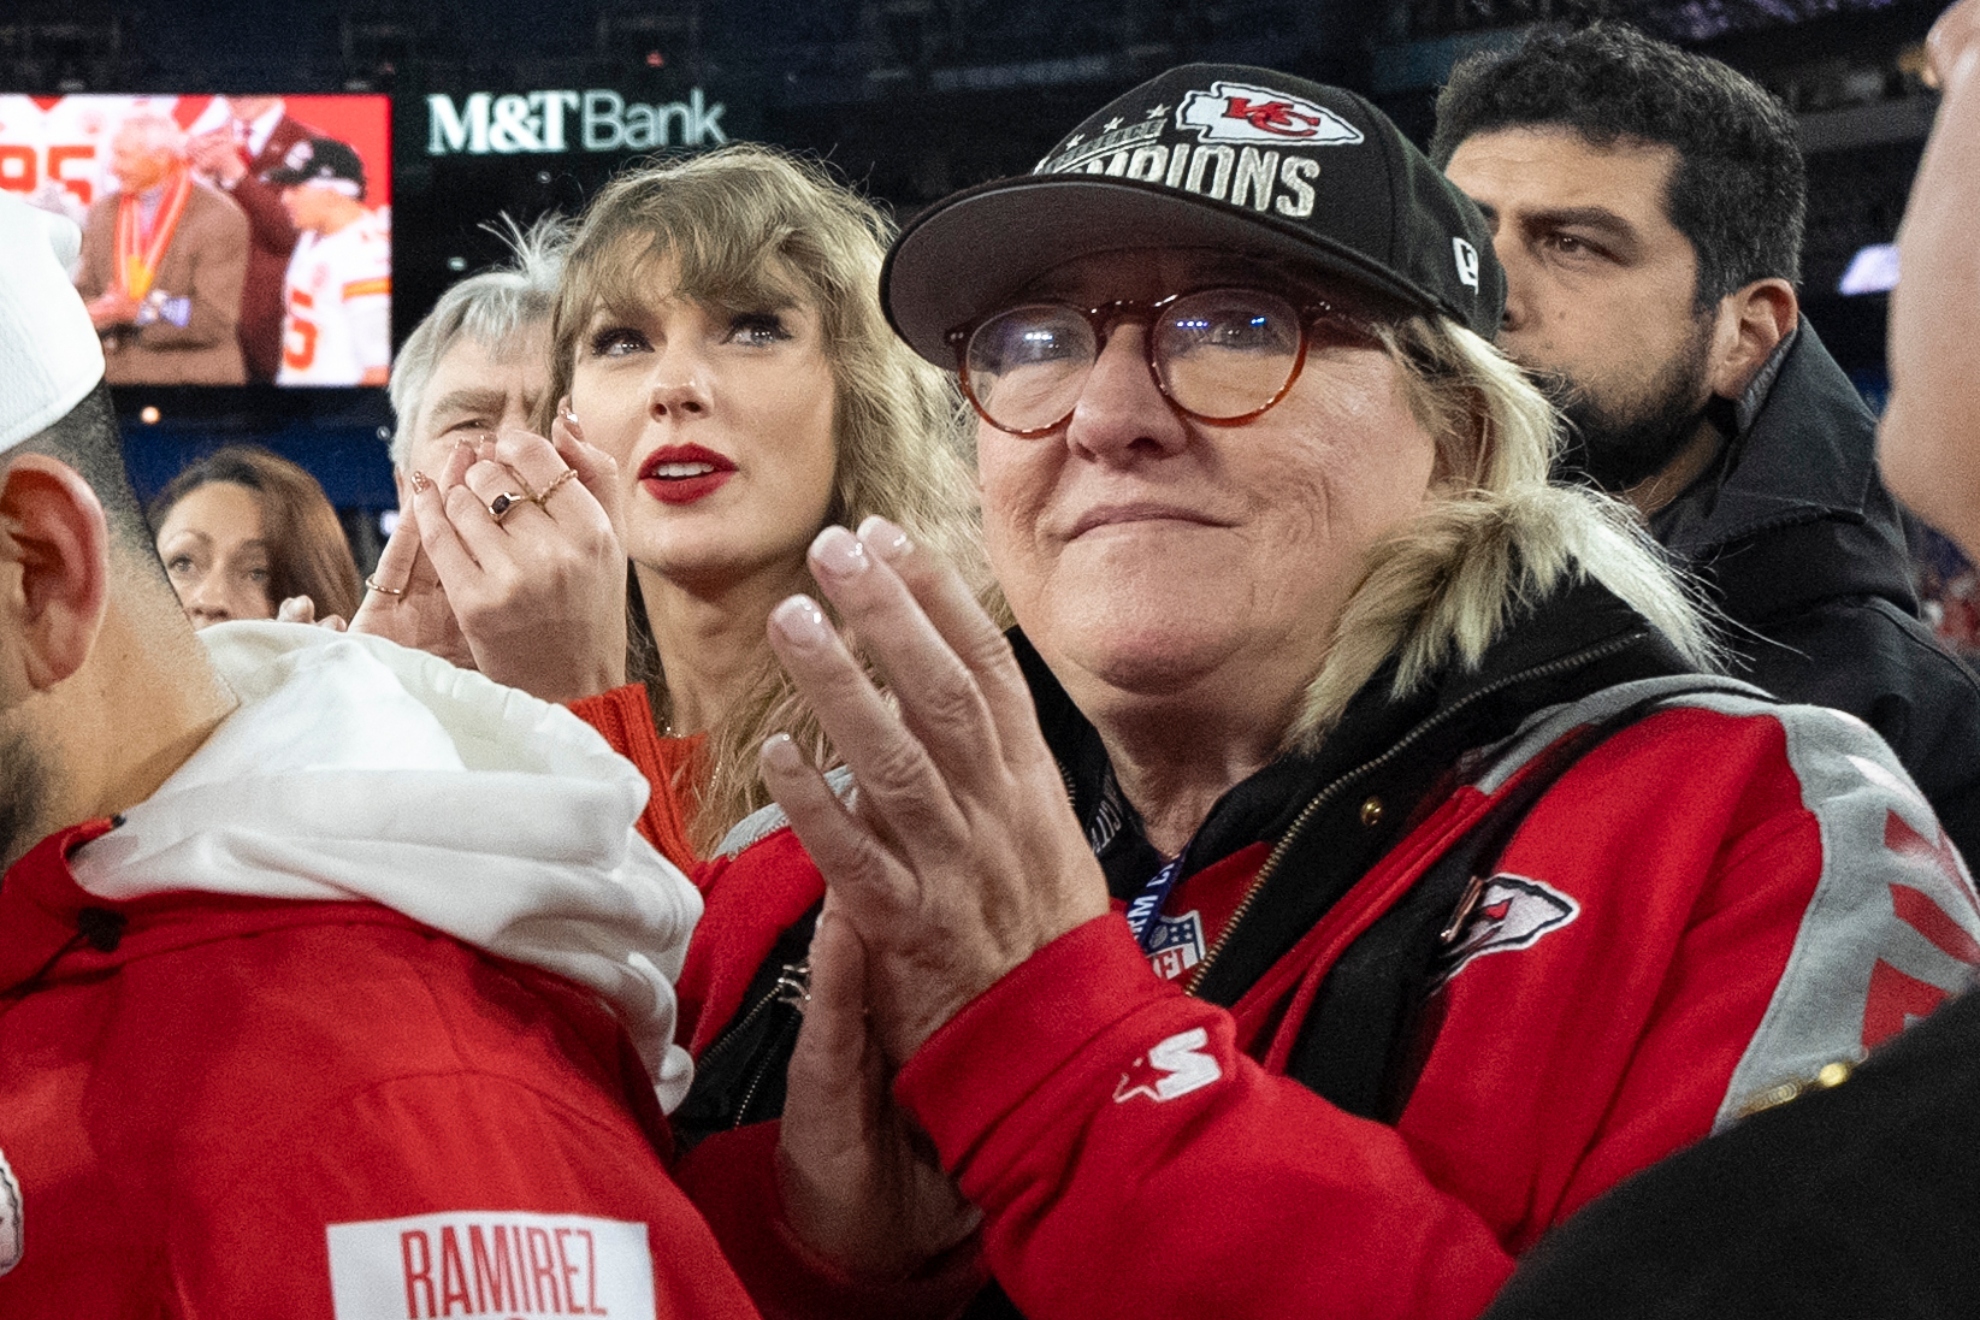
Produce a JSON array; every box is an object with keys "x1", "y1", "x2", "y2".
[
  {"x1": 896, "y1": 919, "x2": 1514, "y2": 1320},
  {"x1": 169, "y1": 1070, "x2": 762, "y2": 1319},
  {"x1": 891, "y1": 703, "x2": 1975, "y2": 1320}
]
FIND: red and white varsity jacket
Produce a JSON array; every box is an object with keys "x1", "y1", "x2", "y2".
[{"x1": 671, "y1": 675, "x2": 1980, "y2": 1319}]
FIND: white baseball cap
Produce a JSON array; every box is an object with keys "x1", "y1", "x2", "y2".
[{"x1": 0, "y1": 194, "x2": 105, "y2": 455}]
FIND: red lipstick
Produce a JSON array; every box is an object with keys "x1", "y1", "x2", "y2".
[{"x1": 639, "y1": 444, "x2": 737, "y2": 506}]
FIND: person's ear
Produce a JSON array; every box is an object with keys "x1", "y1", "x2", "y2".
[
  {"x1": 0, "y1": 454, "x2": 112, "y2": 693},
  {"x1": 1708, "y1": 278, "x2": 1798, "y2": 400}
]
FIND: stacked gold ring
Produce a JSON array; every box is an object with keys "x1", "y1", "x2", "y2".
[{"x1": 535, "y1": 467, "x2": 579, "y2": 508}]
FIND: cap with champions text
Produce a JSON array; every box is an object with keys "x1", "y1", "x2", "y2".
[
  {"x1": 262, "y1": 136, "x2": 367, "y2": 195},
  {"x1": 0, "y1": 194, "x2": 105, "y2": 454},
  {"x1": 881, "y1": 64, "x2": 1506, "y2": 365}
]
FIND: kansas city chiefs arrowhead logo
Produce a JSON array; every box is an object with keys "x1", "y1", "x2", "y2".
[
  {"x1": 1113, "y1": 1026, "x2": 1223, "y2": 1104},
  {"x1": 1436, "y1": 874, "x2": 1580, "y2": 987},
  {"x1": 1176, "y1": 81, "x2": 1364, "y2": 146},
  {"x1": 0, "y1": 1148, "x2": 22, "y2": 1276}
]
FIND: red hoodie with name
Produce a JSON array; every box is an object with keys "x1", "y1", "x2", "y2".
[{"x1": 0, "y1": 820, "x2": 761, "y2": 1320}]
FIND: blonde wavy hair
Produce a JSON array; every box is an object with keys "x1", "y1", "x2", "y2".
[
  {"x1": 1285, "y1": 312, "x2": 1720, "y2": 751},
  {"x1": 540, "y1": 145, "x2": 983, "y2": 853}
]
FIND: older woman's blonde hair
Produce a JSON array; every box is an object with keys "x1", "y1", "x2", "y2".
[
  {"x1": 1287, "y1": 313, "x2": 1720, "y2": 750},
  {"x1": 541, "y1": 144, "x2": 982, "y2": 853}
]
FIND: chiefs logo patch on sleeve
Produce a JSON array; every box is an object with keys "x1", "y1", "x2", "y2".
[
  {"x1": 0, "y1": 1148, "x2": 21, "y2": 1277},
  {"x1": 326, "y1": 1212, "x2": 654, "y2": 1318},
  {"x1": 1434, "y1": 873, "x2": 1581, "y2": 988}
]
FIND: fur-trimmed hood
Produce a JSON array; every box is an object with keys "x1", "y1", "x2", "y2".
[{"x1": 1290, "y1": 480, "x2": 1712, "y2": 750}]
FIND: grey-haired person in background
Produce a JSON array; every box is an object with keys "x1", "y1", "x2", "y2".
[{"x1": 349, "y1": 217, "x2": 632, "y2": 708}]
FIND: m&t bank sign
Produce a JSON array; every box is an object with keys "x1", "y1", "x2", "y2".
[{"x1": 426, "y1": 89, "x2": 729, "y2": 155}]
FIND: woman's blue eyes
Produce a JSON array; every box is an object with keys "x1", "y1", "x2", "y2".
[
  {"x1": 727, "y1": 314, "x2": 791, "y2": 346},
  {"x1": 590, "y1": 327, "x2": 648, "y2": 357},
  {"x1": 587, "y1": 314, "x2": 792, "y2": 358}
]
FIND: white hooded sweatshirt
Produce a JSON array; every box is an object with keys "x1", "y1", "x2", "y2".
[{"x1": 70, "y1": 620, "x2": 702, "y2": 1111}]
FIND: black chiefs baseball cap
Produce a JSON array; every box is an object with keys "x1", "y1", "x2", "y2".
[
  {"x1": 881, "y1": 64, "x2": 1505, "y2": 364},
  {"x1": 262, "y1": 137, "x2": 367, "y2": 194}
]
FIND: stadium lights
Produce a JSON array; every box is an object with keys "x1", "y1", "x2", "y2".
[{"x1": 1838, "y1": 242, "x2": 1899, "y2": 296}]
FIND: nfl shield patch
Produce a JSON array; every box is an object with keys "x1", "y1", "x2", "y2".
[{"x1": 1143, "y1": 909, "x2": 1205, "y2": 981}]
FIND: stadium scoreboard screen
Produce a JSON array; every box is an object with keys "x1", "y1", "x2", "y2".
[
  {"x1": 0, "y1": 94, "x2": 393, "y2": 389},
  {"x1": 0, "y1": 78, "x2": 764, "y2": 389}
]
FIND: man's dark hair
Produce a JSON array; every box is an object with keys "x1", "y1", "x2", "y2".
[
  {"x1": 1430, "y1": 21, "x2": 1805, "y2": 306},
  {"x1": 20, "y1": 382, "x2": 169, "y2": 582}
]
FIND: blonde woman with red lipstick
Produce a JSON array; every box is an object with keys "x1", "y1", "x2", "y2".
[
  {"x1": 542, "y1": 145, "x2": 980, "y2": 861},
  {"x1": 360, "y1": 148, "x2": 976, "y2": 865}
]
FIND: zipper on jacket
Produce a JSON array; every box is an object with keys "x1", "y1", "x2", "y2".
[
  {"x1": 730, "y1": 1011, "x2": 802, "y2": 1128},
  {"x1": 1183, "y1": 631, "x2": 1649, "y2": 997},
  {"x1": 729, "y1": 962, "x2": 810, "y2": 1127},
  {"x1": 697, "y1": 977, "x2": 792, "y2": 1075},
  {"x1": 696, "y1": 959, "x2": 813, "y2": 1130}
]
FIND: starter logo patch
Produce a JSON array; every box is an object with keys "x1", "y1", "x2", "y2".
[
  {"x1": 1177, "y1": 81, "x2": 1364, "y2": 145},
  {"x1": 1113, "y1": 1026, "x2": 1223, "y2": 1104},
  {"x1": 327, "y1": 1211, "x2": 654, "y2": 1318},
  {"x1": 0, "y1": 1148, "x2": 21, "y2": 1276},
  {"x1": 1436, "y1": 873, "x2": 1580, "y2": 987}
]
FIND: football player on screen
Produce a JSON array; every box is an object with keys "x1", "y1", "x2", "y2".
[{"x1": 265, "y1": 136, "x2": 391, "y2": 386}]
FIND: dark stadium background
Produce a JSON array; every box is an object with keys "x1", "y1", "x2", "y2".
[{"x1": 0, "y1": 0, "x2": 1950, "y2": 601}]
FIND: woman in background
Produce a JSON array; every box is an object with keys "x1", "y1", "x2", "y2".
[{"x1": 150, "y1": 444, "x2": 362, "y2": 628}]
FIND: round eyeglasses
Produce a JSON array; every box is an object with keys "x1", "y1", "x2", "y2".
[{"x1": 947, "y1": 287, "x2": 1383, "y2": 438}]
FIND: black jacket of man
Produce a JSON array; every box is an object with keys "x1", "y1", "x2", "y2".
[
  {"x1": 1482, "y1": 984, "x2": 1980, "y2": 1320},
  {"x1": 1648, "y1": 319, "x2": 1980, "y2": 864}
]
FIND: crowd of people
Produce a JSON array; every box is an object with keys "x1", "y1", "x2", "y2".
[
  {"x1": 69, "y1": 96, "x2": 390, "y2": 386},
  {"x1": 1, "y1": 6, "x2": 1978, "y2": 1317}
]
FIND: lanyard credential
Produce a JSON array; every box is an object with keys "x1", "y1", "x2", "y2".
[{"x1": 1123, "y1": 856, "x2": 1186, "y2": 952}]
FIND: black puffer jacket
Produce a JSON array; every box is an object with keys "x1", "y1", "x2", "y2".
[{"x1": 1649, "y1": 320, "x2": 1980, "y2": 864}]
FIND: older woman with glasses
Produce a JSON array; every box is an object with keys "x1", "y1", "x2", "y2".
[{"x1": 671, "y1": 67, "x2": 1977, "y2": 1320}]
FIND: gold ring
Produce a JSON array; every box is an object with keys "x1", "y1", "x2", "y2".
[
  {"x1": 488, "y1": 491, "x2": 524, "y2": 523},
  {"x1": 364, "y1": 575, "x2": 405, "y2": 597},
  {"x1": 534, "y1": 467, "x2": 579, "y2": 508}
]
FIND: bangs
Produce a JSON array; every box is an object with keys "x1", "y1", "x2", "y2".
[{"x1": 576, "y1": 219, "x2": 817, "y2": 333}]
